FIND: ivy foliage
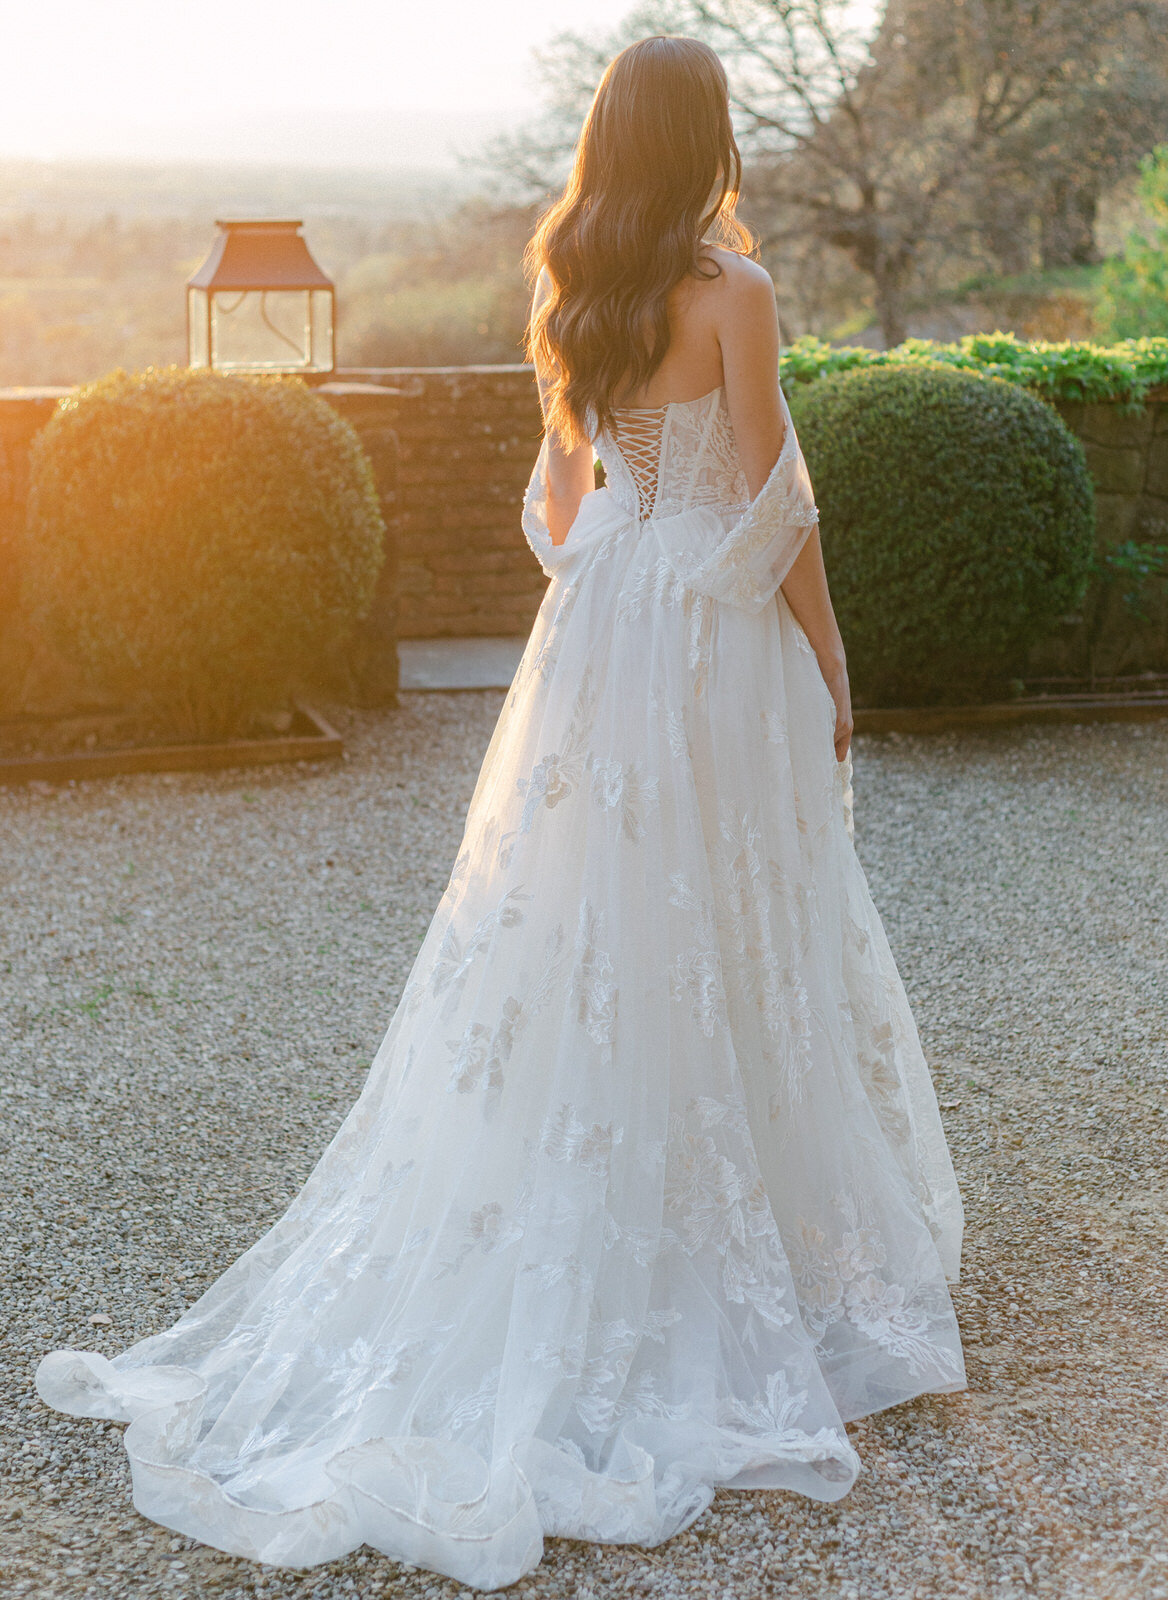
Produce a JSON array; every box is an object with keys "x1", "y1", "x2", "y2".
[{"x1": 780, "y1": 331, "x2": 1168, "y2": 410}]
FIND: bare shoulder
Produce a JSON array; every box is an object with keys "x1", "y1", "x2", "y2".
[
  {"x1": 693, "y1": 247, "x2": 776, "y2": 338},
  {"x1": 700, "y1": 246, "x2": 774, "y2": 300}
]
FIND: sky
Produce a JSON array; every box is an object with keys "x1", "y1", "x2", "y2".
[{"x1": 0, "y1": 0, "x2": 639, "y2": 167}]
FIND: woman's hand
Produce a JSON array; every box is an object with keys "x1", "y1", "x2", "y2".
[
  {"x1": 819, "y1": 649, "x2": 853, "y2": 762},
  {"x1": 778, "y1": 529, "x2": 852, "y2": 761}
]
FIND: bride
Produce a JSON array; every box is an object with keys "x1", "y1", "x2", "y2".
[{"x1": 37, "y1": 34, "x2": 965, "y2": 1592}]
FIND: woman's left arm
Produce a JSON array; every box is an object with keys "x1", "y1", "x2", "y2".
[
  {"x1": 779, "y1": 530, "x2": 853, "y2": 761},
  {"x1": 538, "y1": 404, "x2": 595, "y2": 548},
  {"x1": 531, "y1": 275, "x2": 597, "y2": 547},
  {"x1": 715, "y1": 259, "x2": 853, "y2": 759}
]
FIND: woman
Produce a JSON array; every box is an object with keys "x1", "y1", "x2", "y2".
[{"x1": 37, "y1": 35, "x2": 965, "y2": 1592}]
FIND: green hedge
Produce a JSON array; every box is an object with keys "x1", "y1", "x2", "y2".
[
  {"x1": 788, "y1": 364, "x2": 1096, "y2": 705},
  {"x1": 780, "y1": 332, "x2": 1168, "y2": 409},
  {"x1": 23, "y1": 367, "x2": 385, "y2": 740}
]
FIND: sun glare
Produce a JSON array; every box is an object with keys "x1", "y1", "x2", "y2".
[{"x1": 0, "y1": 0, "x2": 636, "y2": 164}]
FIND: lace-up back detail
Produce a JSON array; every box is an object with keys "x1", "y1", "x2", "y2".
[
  {"x1": 596, "y1": 387, "x2": 751, "y2": 522},
  {"x1": 610, "y1": 404, "x2": 668, "y2": 519}
]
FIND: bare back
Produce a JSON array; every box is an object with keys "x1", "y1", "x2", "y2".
[
  {"x1": 611, "y1": 250, "x2": 729, "y2": 409},
  {"x1": 606, "y1": 246, "x2": 787, "y2": 509}
]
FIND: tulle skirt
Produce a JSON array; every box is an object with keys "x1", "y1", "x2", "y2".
[{"x1": 37, "y1": 489, "x2": 965, "y2": 1590}]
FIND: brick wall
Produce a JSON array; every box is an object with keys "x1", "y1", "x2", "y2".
[
  {"x1": 326, "y1": 366, "x2": 548, "y2": 639},
  {"x1": 1039, "y1": 392, "x2": 1168, "y2": 676},
  {"x1": 0, "y1": 388, "x2": 87, "y2": 716},
  {"x1": 1052, "y1": 392, "x2": 1168, "y2": 543}
]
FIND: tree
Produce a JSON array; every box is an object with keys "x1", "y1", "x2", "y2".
[
  {"x1": 477, "y1": 3, "x2": 671, "y2": 201},
  {"x1": 686, "y1": 0, "x2": 1168, "y2": 343},
  {"x1": 1095, "y1": 145, "x2": 1168, "y2": 339},
  {"x1": 967, "y1": 14, "x2": 1168, "y2": 273},
  {"x1": 486, "y1": 0, "x2": 1168, "y2": 347}
]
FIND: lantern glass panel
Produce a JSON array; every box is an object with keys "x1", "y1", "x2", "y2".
[
  {"x1": 187, "y1": 288, "x2": 210, "y2": 368},
  {"x1": 208, "y1": 288, "x2": 325, "y2": 372},
  {"x1": 310, "y1": 289, "x2": 334, "y2": 371}
]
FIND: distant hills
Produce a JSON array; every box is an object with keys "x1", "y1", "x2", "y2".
[
  {"x1": 0, "y1": 105, "x2": 519, "y2": 213},
  {"x1": 0, "y1": 156, "x2": 480, "y2": 226}
]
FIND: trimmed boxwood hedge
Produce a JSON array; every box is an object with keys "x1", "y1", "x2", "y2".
[
  {"x1": 23, "y1": 367, "x2": 385, "y2": 740},
  {"x1": 787, "y1": 364, "x2": 1096, "y2": 705}
]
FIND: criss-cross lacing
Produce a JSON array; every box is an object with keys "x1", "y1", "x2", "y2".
[{"x1": 611, "y1": 404, "x2": 667, "y2": 519}]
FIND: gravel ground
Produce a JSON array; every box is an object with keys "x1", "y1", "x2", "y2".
[{"x1": 1, "y1": 697, "x2": 1165, "y2": 1600}]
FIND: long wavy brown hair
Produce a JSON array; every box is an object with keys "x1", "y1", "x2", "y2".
[{"x1": 524, "y1": 35, "x2": 755, "y2": 448}]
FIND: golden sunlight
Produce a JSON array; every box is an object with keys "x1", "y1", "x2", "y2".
[{"x1": 1, "y1": 0, "x2": 635, "y2": 165}]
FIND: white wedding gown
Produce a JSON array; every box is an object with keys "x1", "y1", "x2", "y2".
[{"x1": 36, "y1": 382, "x2": 965, "y2": 1591}]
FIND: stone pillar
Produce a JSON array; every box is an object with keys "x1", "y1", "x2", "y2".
[
  {"x1": 0, "y1": 388, "x2": 71, "y2": 618},
  {"x1": 0, "y1": 388, "x2": 81, "y2": 715},
  {"x1": 318, "y1": 382, "x2": 402, "y2": 706}
]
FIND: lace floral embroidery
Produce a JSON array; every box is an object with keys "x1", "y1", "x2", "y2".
[
  {"x1": 789, "y1": 1195, "x2": 964, "y2": 1381},
  {"x1": 662, "y1": 1100, "x2": 800, "y2": 1349},
  {"x1": 571, "y1": 901, "x2": 618, "y2": 1046},
  {"x1": 615, "y1": 556, "x2": 693, "y2": 623},
  {"x1": 526, "y1": 581, "x2": 582, "y2": 683},
  {"x1": 431, "y1": 885, "x2": 532, "y2": 1003},
  {"x1": 647, "y1": 387, "x2": 819, "y2": 614},
  {"x1": 589, "y1": 758, "x2": 660, "y2": 843},
  {"x1": 655, "y1": 394, "x2": 750, "y2": 520},
  {"x1": 516, "y1": 665, "x2": 597, "y2": 827},
  {"x1": 539, "y1": 1103, "x2": 623, "y2": 1178},
  {"x1": 445, "y1": 925, "x2": 566, "y2": 1097},
  {"x1": 666, "y1": 875, "x2": 729, "y2": 1038},
  {"x1": 438, "y1": 1202, "x2": 525, "y2": 1279},
  {"x1": 414, "y1": 1365, "x2": 502, "y2": 1440},
  {"x1": 857, "y1": 1019, "x2": 914, "y2": 1144}
]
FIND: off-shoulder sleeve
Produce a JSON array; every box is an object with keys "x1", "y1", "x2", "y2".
[
  {"x1": 520, "y1": 435, "x2": 558, "y2": 576},
  {"x1": 521, "y1": 437, "x2": 633, "y2": 579},
  {"x1": 653, "y1": 385, "x2": 820, "y2": 614}
]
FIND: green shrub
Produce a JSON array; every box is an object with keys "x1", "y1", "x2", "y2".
[
  {"x1": 788, "y1": 364, "x2": 1095, "y2": 705},
  {"x1": 23, "y1": 367, "x2": 384, "y2": 740}
]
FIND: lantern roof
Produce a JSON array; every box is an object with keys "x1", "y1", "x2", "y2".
[{"x1": 188, "y1": 219, "x2": 333, "y2": 291}]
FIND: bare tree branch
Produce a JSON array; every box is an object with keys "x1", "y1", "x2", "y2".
[{"x1": 478, "y1": 0, "x2": 1168, "y2": 343}]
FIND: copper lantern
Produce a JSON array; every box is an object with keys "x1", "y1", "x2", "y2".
[{"x1": 187, "y1": 219, "x2": 335, "y2": 375}]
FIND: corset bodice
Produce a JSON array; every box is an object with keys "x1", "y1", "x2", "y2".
[
  {"x1": 594, "y1": 386, "x2": 751, "y2": 522},
  {"x1": 524, "y1": 378, "x2": 819, "y2": 615}
]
